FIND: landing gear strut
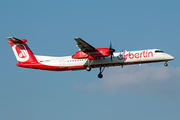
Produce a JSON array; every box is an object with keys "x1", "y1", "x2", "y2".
[{"x1": 98, "y1": 67, "x2": 105, "y2": 78}]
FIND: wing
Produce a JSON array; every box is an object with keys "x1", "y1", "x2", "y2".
[{"x1": 74, "y1": 38, "x2": 96, "y2": 52}]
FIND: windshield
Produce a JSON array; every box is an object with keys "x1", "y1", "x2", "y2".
[{"x1": 155, "y1": 50, "x2": 164, "y2": 53}]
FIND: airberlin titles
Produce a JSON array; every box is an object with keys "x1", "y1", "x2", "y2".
[{"x1": 117, "y1": 50, "x2": 153, "y2": 60}]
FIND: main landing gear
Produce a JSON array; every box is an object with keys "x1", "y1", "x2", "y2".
[
  {"x1": 86, "y1": 59, "x2": 93, "y2": 71},
  {"x1": 85, "y1": 59, "x2": 105, "y2": 78},
  {"x1": 86, "y1": 66, "x2": 105, "y2": 78},
  {"x1": 98, "y1": 67, "x2": 105, "y2": 78},
  {"x1": 86, "y1": 66, "x2": 91, "y2": 71}
]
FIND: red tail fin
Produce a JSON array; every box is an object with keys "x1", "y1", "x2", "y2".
[{"x1": 7, "y1": 37, "x2": 37, "y2": 64}]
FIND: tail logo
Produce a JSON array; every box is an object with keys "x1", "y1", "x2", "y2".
[{"x1": 12, "y1": 44, "x2": 30, "y2": 62}]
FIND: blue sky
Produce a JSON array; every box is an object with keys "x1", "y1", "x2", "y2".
[{"x1": 1, "y1": 0, "x2": 180, "y2": 120}]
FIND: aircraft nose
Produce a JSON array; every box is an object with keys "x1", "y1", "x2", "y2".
[
  {"x1": 171, "y1": 56, "x2": 174, "y2": 60},
  {"x1": 168, "y1": 55, "x2": 174, "y2": 60}
]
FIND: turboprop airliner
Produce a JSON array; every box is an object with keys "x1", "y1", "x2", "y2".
[{"x1": 7, "y1": 37, "x2": 174, "y2": 78}]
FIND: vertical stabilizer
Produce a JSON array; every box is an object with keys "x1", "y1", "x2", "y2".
[{"x1": 7, "y1": 37, "x2": 37, "y2": 64}]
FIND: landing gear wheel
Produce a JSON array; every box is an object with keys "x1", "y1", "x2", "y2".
[
  {"x1": 164, "y1": 62, "x2": 168, "y2": 67},
  {"x1": 98, "y1": 73, "x2": 103, "y2": 78},
  {"x1": 98, "y1": 67, "x2": 105, "y2": 78},
  {"x1": 86, "y1": 66, "x2": 91, "y2": 71}
]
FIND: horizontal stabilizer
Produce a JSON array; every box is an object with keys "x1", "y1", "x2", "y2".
[{"x1": 6, "y1": 37, "x2": 25, "y2": 43}]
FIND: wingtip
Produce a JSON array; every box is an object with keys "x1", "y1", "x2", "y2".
[{"x1": 74, "y1": 37, "x2": 81, "y2": 39}]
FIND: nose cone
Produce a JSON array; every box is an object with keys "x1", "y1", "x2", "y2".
[
  {"x1": 167, "y1": 54, "x2": 174, "y2": 60},
  {"x1": 170, "y1": 55, "x2": 174, "y2": 60}
]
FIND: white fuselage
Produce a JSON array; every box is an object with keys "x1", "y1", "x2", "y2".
[{"x1": 34, "y1": 49, "x2": 174, "y2": 70}]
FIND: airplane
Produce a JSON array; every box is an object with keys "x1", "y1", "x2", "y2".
[{"x1": 7, "y1": 37, "x2": 174, "y2": 78}]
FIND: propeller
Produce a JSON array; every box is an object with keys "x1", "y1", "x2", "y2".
[{"x1": 109, "y1": 42, "x2": 115, "y2": 61}]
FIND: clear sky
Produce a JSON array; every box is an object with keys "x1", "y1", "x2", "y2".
[{"x1": 1, "y1": 0, "x2": 180, "y2": 120}]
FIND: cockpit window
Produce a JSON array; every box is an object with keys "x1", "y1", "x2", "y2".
[{"x1": 155, "y1": 50, "x2": 164, "y2": 53}]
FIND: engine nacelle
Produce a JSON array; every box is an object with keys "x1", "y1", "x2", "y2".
[{"x1": 72, "y1": 48, "x2": 110, "y2": 59}]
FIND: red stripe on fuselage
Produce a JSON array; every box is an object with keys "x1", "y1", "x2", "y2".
[
  {"x1": 17, "y1": 62, "x2": 64, "y2": 71},
  {"x1": 16, "y1": 60, "x2": 165, "y2": 71}
]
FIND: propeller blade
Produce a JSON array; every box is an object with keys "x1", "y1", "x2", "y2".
[{"x1": 109, "y1": 42, "x2": 115, "y2": 61}]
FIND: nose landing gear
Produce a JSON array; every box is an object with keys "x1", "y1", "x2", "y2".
[
  {"x1": 164, "y1": 62, "x2": 168, "y2": 67},
  {"x1": 164, "y1": 60, "x2": 168, "y2": 67}
]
